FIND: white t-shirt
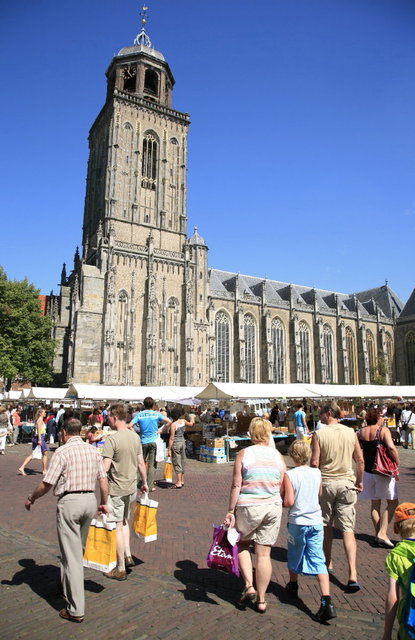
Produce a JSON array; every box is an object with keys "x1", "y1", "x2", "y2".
[{"x1": 286, "y1": 465, "x2": 322, "y2": 526}]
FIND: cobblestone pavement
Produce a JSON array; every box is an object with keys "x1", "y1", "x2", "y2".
[{"x1": 1, "y1": 442, "x2": 414, "y2": 640}]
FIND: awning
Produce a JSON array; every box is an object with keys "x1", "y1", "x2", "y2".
[
  {"x1": 195, "y1": 383, "x2": 320, "y2": 400},
  {"x1": 26, "y1": 387, "x2": 68, "y2": 400},
  {"x1": 65, "y1": 384, "x2": 204, "y2": 403}
]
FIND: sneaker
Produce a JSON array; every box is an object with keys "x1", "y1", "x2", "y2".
[
  {"x1": 314, "y1": 598, "x2": 337, "y2": 623},
  {"x1": 285, "y1": 581, "x2": 299, "y2": 596},
  {"x1": 104, "y1": 568, "x2": 127, "y2": 581}
]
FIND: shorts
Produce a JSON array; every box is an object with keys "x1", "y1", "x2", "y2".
[
  {"x1": 320, "y1": 478, "x2": 357, "y2": 532},
  {"x1": 296, "y1": 427, "x2": 305, "y2": 440},
  {"x1": 287, "y1": 523, "x2": 328, "y2": 576},
  {"x1": 235, "y1": 502, "x2": 282, "y2": 546},
  {"x1": 107, "y1": 492, "x2": 136, "y2": 523},
  {"x1": 359, "y1": 471, "x2": 398, "y2": 501}
]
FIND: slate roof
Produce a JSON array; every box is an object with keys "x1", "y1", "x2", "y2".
[
  {"x1": 209, "y1": 269, "x2": 401, "y2": 320},
  {"x1": 398, "y1": 288, "x2": 415, "y2": 320}
]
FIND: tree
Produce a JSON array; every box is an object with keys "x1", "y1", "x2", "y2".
[
  {"x1": 372, "y1": 351, "x2": 387, "y2": 386},
  {"x1": 0, "y1": 266, "x2": 55, "y2": 390}
]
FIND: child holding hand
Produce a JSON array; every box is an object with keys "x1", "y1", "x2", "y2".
[{"x1": 283, "y1": 440, "x2": 336, "y2": 623}]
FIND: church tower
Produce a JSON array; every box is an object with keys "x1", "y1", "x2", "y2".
[{"x1": 56, "y1": 9, "x2": 211, "y2": 386}]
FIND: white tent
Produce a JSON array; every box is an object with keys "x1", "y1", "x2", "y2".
[
  {"x1": 65, "y1": 384, "x2": 204, "y2": 403},
  {"x1": 195, "y1": 382, "x2": 320, "y2": 400},
  {"x1": 304, "y1": 384, "x2": 415, "y2": 399},
  {"x1": 5, "y1": 390, "x2": 23, "y2": 400},
  {"x1": 26, "y1": 387, "x2": 68, "y2": 400}
]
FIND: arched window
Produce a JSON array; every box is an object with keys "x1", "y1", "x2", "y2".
[
  {"x1": 346, "y1": 327, "x2": 357, "y2": 384},
  {"x1": 385, "y1": 332, "x2": 394, "y2": 383},
  {"x1": 366, "y1": 329, "x2": 376, "y2": 382},
  {"x1": 215, "y1": 312, "x2": 231, "y2": 382},
  {"x1": 322, "y1": 324, "x2": 334, "y2": 383},
  {"x1": 144, "y1": 68, "x2": 158, "y2": 95},
  {"x1": 141, "y1": 133, "x2": 157, "y2": 190},
  {"x1": 271, "y1": 317, "x2": 284, "y2": 383},
  {"x1": 406, "y1": 332, "x2": 415, "y2": 383},
  {"x1": 116, "y1": 291, "x2": 128, "y2": 383},
  {"x1": 244, "y1": 314, "x2": 256, "y2": 383},
  {"x1": 298, "y1": 321, "x2": 310, "y2": 383}
]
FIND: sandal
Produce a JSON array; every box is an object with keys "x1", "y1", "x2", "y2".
[
  {"x1": 239, "y1": 585, "x2": 256, "y2": 604},
  {"x1": 59, "y1": 608, "x2": 84, "y2": 623},
  {"x1": 255, "y1": 601, "x2": 267, "y2": 614}
]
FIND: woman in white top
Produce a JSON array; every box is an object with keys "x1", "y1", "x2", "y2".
[{"x1": 223, "y1": 418, "x2": 285, "y2": 613}]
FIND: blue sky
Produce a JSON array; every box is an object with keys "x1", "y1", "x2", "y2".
[{"x1": 1, "y1": 0, "x2": 414, "y2": 303}]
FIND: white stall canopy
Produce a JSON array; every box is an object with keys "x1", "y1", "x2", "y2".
[
  {"x1": 65, "y1": 384, "x2": 204, "y2": 403},
  {"x1": 26, "y1": 387, "x2": 68, "y2": 400},
  {"x1": 195, "y1": 383, "x2": 320, "y2": 400},
  {"x1": 304, "y1": 384, "x2": 415, "y2": 399}
]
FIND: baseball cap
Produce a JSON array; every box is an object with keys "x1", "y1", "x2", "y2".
[{"x1": 394, "y1": 502, "x2": 415, "y2": 534}]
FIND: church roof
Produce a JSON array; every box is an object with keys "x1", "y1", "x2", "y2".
[
  {"x1": 188, "y1": 226, "x2": 207, "y2": 247},
  {"x1": 398, "y1": 288, "x2": 415, "y2": 320},
  {"x1": 209, "y1": 269, "x2": 400, "y2": 320},
  {"x1": 117, "y1": 44, "x2": 165, "y2": 62},
  {"x1": 353, "y1": 285, "x2": 403, "y2": 318}
]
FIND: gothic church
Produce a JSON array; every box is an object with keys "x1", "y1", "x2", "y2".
[{"x1": 50, "y1": 18, "x2": 415, "y2": 388}]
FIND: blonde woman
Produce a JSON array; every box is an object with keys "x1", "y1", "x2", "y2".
[
  {"x1": 223, "y1": 417, "x2": 286, "y2": 613},
  {"x1": 18, "y1": 408, "x2": 48, "y2": 475}
]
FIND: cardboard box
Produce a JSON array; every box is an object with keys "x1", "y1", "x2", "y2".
[{"x1": 206, "y1": 438, "x2": 225, "y2": 448}]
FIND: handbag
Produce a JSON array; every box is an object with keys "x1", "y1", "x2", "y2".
[
  {"x1": 206, "y1": 524, "x2": 240, "y2": 577},
  {"x1": 372, "y1": 427, "x2": 399, "y2": 478},
  {"x1": 132, "y1": 493, "x2": 158, "y2": 542},
  {"x1": 32, "y1": 444, "x2": 42, "y2": 460},
  {"x1": 83, "y1": 517, "x2": 117, "y2": 572}
]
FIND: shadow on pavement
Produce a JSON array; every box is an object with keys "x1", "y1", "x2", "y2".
[
  {"x1": 174, "y1": 559, "x2": 241, "y2": 607},
  {"x1": 271, "y1": 581, "x2": 315, "y2": 620},
  {"x1": 1, "y1": 558, "x2": 104, "y2": 610}
]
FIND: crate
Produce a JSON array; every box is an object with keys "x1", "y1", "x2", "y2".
[{"x1": 205, "y1": 438, "x2": 225, "y2": 448}]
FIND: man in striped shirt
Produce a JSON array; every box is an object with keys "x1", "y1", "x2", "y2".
[{"x1": 24, "y1": 418, "x2": 108, "y2": 623}]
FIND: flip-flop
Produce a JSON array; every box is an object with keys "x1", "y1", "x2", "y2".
[
  {"x1": 17, "y1": 469, "x2": 26, "y2": 476},
  {"x1": 171, "y1": 485, "x2": 182, "y2": 489},
  {"x1": 345, "y1": 580, "x2": 361, "y2": 593}
]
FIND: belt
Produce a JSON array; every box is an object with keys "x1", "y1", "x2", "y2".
[{"x1": 60, "y1": 491, "x2": 94, "y2": 497}]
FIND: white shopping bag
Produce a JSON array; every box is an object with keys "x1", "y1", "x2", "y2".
[
  {"x1": 155, "y1": 436, "x2": 166, "y2": 462},
  {"x1": 49, "y1": 434, "x2": 54, "y2": 444},
  {"x1": 32, "y1": 445, "x2": 42, "y2": 460}
]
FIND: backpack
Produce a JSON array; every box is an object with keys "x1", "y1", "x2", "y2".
[{"x1": 402, "y1": 560, "x2": 415, "y2": 639}]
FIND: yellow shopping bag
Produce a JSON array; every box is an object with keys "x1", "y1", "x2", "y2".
[
  {"x1": 132, "y1": 493, "x2": 158, "y2": 542},
  {"x1": 83, "y1": 517, "x2": 116, "y2": 572},
  {"x1": 163, "y1": 458, "x2": 173, "y2": 483}
]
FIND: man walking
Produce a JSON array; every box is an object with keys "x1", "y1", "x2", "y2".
[
  {"x1": 310, "y1": 404, "x2": 364, "y2": 592},
  {"x1": 24, "y1": 418, "x2": 108, "y2": 623},
  {"x1": 293, "y1": 403, "x2": 309, "y2": 440},
  {"x1": 102, "y1": 403, "x2": 148, "y2": 580},
  {"x1": 128, "y1": 396, "x2": 171, "y2": 491}
]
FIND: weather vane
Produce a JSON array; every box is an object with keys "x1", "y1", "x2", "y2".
[{"x1": 134, "y1": 5, "x2": 152, "y2": 47}]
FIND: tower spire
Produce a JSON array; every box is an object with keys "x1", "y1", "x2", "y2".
[{"x1": 134, "y1": 5, "x2": 152, "y2": 47}]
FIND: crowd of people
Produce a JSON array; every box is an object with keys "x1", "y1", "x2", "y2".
[{"x1": 0, "y1": 396, "x2": 413, "y2": 636}]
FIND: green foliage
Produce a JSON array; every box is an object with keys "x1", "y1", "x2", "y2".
[
  {"x1": 372, "y1": 351, "x2": 387, "y2": 385},
  {"x1": 0, "y1": 266, "x2": 55, "y2": 388}
]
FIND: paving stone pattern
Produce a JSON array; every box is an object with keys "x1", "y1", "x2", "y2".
[{"x1": 1, "y1": 443, "x2": 413, "y2": 639}]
